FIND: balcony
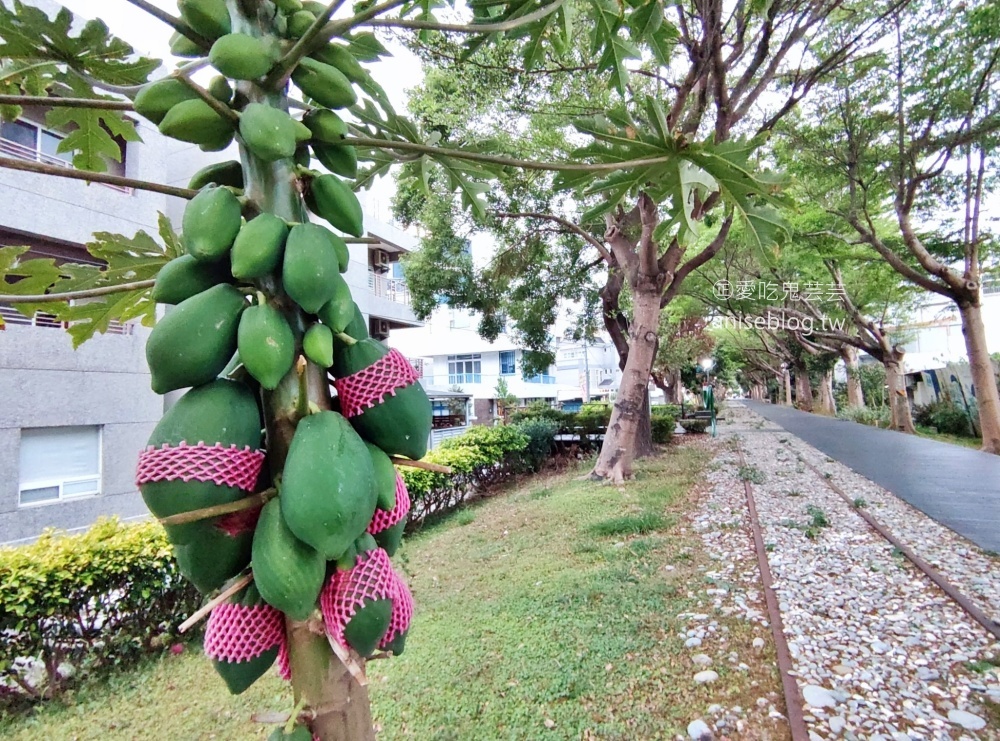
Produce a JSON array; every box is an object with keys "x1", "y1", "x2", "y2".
[
  {"x1": 368, "y1": 271, "x2": 410, "y2": 305},
  {"x1": 0, "y1": 304, "x2": 133, "y2": 334},
  {"x1": 0, "y1": 138, "x2": 133, "y2": 195},
  {"x1": 524, "y1": 374, "x2": 557, "y2": 385}
]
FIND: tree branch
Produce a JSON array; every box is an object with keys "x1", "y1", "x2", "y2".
[
  {"x1": 366, "y1": 0, "x2": 565, "y2": 33},
  {"x1": 174, "y1": 68, "x2": 240, "y2": 125},
  {"x1": 0, "y1": 279, "x2": 155, "y2": 304},
  {"x1": 494, "y1": 211, "x2": 612, "y2": 263},
  {"x1": 661, "y1": 216, "x2": 734, "y2": 306},
  {"x1": 123, "y1": 0, "x2": 212, "y2": 47},
  {"x1": 0, "y1": 156, "x2": 199, "y2": 199},
  {"x1": 0, "y1": 94, "x2": 134, "y2": 110},
  {"x1": 345, "y1": 136, "x2": 678, "y2": 172},
  {"x1": 266, "y1": 0, "x2": 352, "y2": 88}
]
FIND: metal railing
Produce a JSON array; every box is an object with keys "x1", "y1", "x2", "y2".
[
  {"x1": 0, "y1": 138, "x2": 133, "y2": 194},
  {"x1": 0, "y1": 304, "x2": 133, "y2": 335},
  {"x1": 368, "y1": 271, "x2": 411, "y2": 305}
]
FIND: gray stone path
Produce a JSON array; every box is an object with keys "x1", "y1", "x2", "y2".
[{"x1": 742, "y1": 400, "x2": 1000, "y2": 552}]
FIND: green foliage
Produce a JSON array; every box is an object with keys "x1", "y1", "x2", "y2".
[
  {"x1": 0, "y1": 214, "x2": 181, "y2": 345},
  {"x1": 650, "y1": 405, "x2": 678, "y2": 444},
  {"x1": 913, "y1": 399, "x2": 976, "y2": 437},
  {"x1": 588, "y1": 512, "x2": 667, "y2": 537},
  {"x1": 0, "y1": 518, "x2": 200, "y2": 707},
  {"x1": 737, "y1": 465, "x2": 765, "y2": 484},
  {"x1": 509, "y1": 400, "x2": 566, "y2": 425},
  {"x1": 680, "y1": 419, "x2": 710, "y2": 434},
  {"x1": 837, "y1": 405, "x2": 891, "y2": 428},
  {"x1": 513, "y1": 418, "x2": 559, "y2": 471}
]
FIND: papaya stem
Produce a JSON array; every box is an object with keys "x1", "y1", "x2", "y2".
[
  {"x1": 265, "y1": 0, "x2": 351, "y2": 89},
  {"x1": 173, "y1": 70, "x2": 241, "y2": 125},
  {"x1": 0, "y1": 156, "x2": 198, "y2": 199},
  {"x1": 334, "y1": 332, "x2": 357, "y2": 346},
  {"x1": 389, "y1": 457, "x2": 453, "y2": 474},
  {"x1": 157, "y1": 488, "x2": 276, "y2": 527},
  {"x1": 0, "y1": 94, "x2": 134, "y2": 110},
  {"x1": 179, "y1": 573, "x2": 254, "y2": 633},
  {"x1": 295, "y1": 356, "x2": 311, "y2": 419},
  {"x1": 364, "y1": 0, "x2": 565, "y2": 33},
  {"x1": 123, "y1": 0, "x2": 213, "y2": 48},
  {"x1": 285, "y1": 698, "x2": 309, "y2": 735},
  {"x1": 0, "y1": 279, "x2": 154, "y2": 304}
]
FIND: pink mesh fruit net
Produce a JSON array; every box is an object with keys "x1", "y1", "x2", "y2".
[
  {"x1": 135, "y1": 442, "x2": 265, "y2": 491},
  {"x1": 204, "y1": 601, "x2": 285, "y2": 664},
  {"x1": 215, "y1": 505, "x2": 263, "y2": 538},
  {"x1": 277, "y1": 636, "x2": 291, "y2": 681},
  {"x1": 321, "y1": 547, "x2": 396, "y2": 648},
  {"x1": 380, "y1": 570, "x2": 413, "y2": 650},
  {"x1": 368, "y1": 473, "x2": 411, "y2": 535},
  {"x1": 332, "y1": 349, "x2": 420, "y2": 419}
]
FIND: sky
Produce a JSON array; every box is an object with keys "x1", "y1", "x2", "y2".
[{"x1": 57, "y1": 0, "x2": 425, "y2": 221}]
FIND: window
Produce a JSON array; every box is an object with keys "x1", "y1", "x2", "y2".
[
  {"x1": 0, "y1": 119, "x2": 72, "y2": 166},
  {"x1": 18, "y1": 426, "x2": 102, "y2": 506},
  {"x1": 500, "y1": 350, "x2": 516, "y2": 376},
  {"x1": 448, "y1": 354, "x2": 481, "y2": 384}
]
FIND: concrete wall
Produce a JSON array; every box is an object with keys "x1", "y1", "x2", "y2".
[{"x1": 0, "y1": 324, "x2": 161, "y2": 544}]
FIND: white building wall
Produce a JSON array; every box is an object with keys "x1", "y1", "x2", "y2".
[{"x1": 898, "y1": 290, "x2": 1000, "y2": 362}]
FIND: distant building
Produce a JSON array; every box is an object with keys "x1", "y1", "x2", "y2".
[{"x1": 553, "y1": 335, "x2": 623, "y2": 410}]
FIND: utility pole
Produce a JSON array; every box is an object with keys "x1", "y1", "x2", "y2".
[{"x1": 583, "y1": 338, "x2": 591, "y2": 403}]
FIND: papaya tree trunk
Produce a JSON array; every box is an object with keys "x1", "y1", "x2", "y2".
[
  {"x1": 958, "y1": 301, "x2": 1000, "y2": 454},
  {"x1": 842, "y1": 346, "x2": 864, "y2": 408},
  {"x1": 884, "y1": 356, "x2": 915, "y2": 434},
  {"x1": 592, "y1": 285, "x2": 660, "y2": 484},
  {"x1": 231, "y1": 4, "x2": 375, "y2": 738}
]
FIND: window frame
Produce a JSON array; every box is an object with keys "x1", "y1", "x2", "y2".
[
  {"x1": 499, "y1": 350, "x2": 516, "y2": 376},
  {"x1": 17, "y1": 426, "x2": 103, "y2": 508},
  {"x1": 447, "y1": 353, "x2": 482, "y2": 384}
]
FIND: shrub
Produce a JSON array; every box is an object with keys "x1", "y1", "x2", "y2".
[
  {"x1": 679, "y1": 419, "x2": 710, "y2": 434},
  {"x1": 513, "y1": 419, "x2": 559, "y2": 472},
  {"x1": 510, "y1": 400, "x2": 566, "y2": 425},
  {"x1": 572, "y1": 401, "x2": 612, "y2": 434},
  {"x1": 402, "y1": 425, "x2": 529, "y2": 524},
  {"x1": 0, "y1": 518, "x2": 200, "y2": 707},
  {"x1": 913, "y1": 399, "x2": 976, "y2": 437},
  {"x1": 837, "y1": 405, "x2": 891, "y2": 428},
  {"x1": 650, "y1": 405, "x2": 678, "y2": 444}
]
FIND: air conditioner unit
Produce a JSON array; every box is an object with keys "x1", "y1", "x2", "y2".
[
  {"x1": 371, "y1": 319, "x2": 391, "y2": 339},
  {"x1": 373, "y1": 249, "x2": 390, "y2": 273}
]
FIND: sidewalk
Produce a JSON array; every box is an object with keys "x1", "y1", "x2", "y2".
[{"x1": 742, "y1": 400, "x2": 1000, "y2": 552}]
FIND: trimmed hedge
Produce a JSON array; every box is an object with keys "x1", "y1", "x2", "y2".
[
  {"x1": 402, "y1": 425, "x2": 530, "y2": 523},
  {"x1": 0, "y1": 518, "x2": 200, "y2": 707}
]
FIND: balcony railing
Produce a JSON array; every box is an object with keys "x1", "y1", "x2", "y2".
[
  {"x1": 368, "y1": 271, "x2": 410, "y2": 305},
  {"x1": 0, "y1": 138, "x2": 133, "y2": 194},
  {"x1": 523, "y1": 374, "x2": 557, "y2": 385},
  {"x1": 0, "y1": 304, "x2": 133, "y2": 335},
  {"x1": 448, "y1": 373, "x2": 482, "y2": 385}
]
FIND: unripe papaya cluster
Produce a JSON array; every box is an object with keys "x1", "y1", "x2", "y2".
[{"x1": 134, "y1": 0, "x2": 433, "y2": 697}]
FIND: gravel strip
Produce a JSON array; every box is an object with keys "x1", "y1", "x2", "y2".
[{"x1": 719, "y1": 403, "x2": 999, "y2": 740}]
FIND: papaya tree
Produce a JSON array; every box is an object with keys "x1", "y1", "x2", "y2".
[
  {"x1": 395, "y1": 0, "x2": 904, "y2": 482},
  {"x1": 0, "y1": 0, "x2": 692, "y2": 736}
]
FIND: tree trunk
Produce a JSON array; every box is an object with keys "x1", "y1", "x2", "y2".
[
  {"x1": 635, "y1": 392, "x2": 654, "y2": 458},
  {"x1": 817, "y1": 370, "x2": 836, "y2": 416},
  {"x1": 841, "y1": 346, "x2": 864, "y2": 408},
  {"x1": 794, "y1": 366, "x2": 814, "y2": 412},
  {"x1": 782, "y1": 369, "x2": 793, "y2": 406},
  {"x1": 232, "y1": 5, "x2": 375, "y2": 738},
  {"x1": 958, "y1": 302, "x2": 1000, "y2": 454},
  {"x1": 592, "y1": 287, "x2": 660, "y2": 483},
  {"x1": 884, "y1": 357, "x2": 916, "y2": 434}
]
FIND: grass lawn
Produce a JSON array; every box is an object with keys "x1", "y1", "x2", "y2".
[
  {"x1": 1, "y1": 444, "x2": 781, "y2": 740},
  {"x1": 915, "y1": 425, "x2": 983, "y2": 450}
]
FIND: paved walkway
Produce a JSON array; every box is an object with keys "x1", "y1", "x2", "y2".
[{"x1": 741, "y1": 400, "x2": 1000, "y2": 552}]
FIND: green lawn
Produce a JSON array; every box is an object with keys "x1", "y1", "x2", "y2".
[
  {"x1": 1, "y1": 446, "x2": 781, "y2": 740},
  {"x1": 915, "y1": 425, "x2": 983, "y2": 450}
]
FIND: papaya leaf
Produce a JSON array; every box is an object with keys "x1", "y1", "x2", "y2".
[
  {"x1": 342, "y1": 32, "x2": 390, "y2": 62},
  {"x1": 627, "y1": 0, "x2": 663, "y2": 41},
  {"x1": 647, "y1": 23, "x2": 678, "y2": 66},
  {"x1": 47, "y1": 104, "x2": 140, "y2": 173},
  {"x1": 436, "y1": 156, "x2": 491, "y2": 219},
  {"x1": 742, "y1": 203, "x2": 790, "y2": 250}
]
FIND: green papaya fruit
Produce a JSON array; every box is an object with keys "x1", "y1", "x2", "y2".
[
  {"x1": 305, "y1": 174, "x2": 364, "y2": 237},
  {"x1": 210, "y1": 33, "x2": 277, "y2": 80},
  {"x1": 302, "y1": 108, "x2": 347, "y2": 143},
  {"x1": 238, "y1": 303, "x2": 295, "y2": 390},
  {"x1": 301, "y1": 1, "x2": 327, "y2": 13},
  {"x1": 366, "y1": 443, "x2": 397, "y2": 511},
  {"x1": 239, "y1": 103, "x2": 298, "y2": 162},
  {"x1": 188, "y1": 160, "x2": 244, "y2": 190},
  {"x1": 169, "y1": 30, "x2": 203, "y2": 58},
  {"x1": 313, "y1": 142, "x2": 357, "y2": 179},
  {"x1": 273, "y1": 0, "x2": 302, "y2": 12},
  {"x1": 133, "y1": 79, "x2": 198, "y2": 124},
  {"x1": 231, "y1": 213, "x2": 289, "y2": 280},
  {"x1": 334, "y1": 539, "x2": 358, "y2": 571},
  {"x1": 332, "y1": 302, "x2": 367, "y2": 354},
  {"x1": 282, "y1": 223, "x2": 343, "y2": 313},
  {"x1": 291, "y1": 58, "x2": 357, "y2": 110},
  {"x1": 146, "y1": 284, "x2": 247, "y2": 394},
  {"x1": 333, "y1": 338, "x2": 431, "y2": 460},
  {"x1": 343, "y1": 598, "x2": 392, "y2": 657},
  {"x1": 208, "y1": 74, "x2": 233, "y2": 104},
  {"x1": 140, "y1": 380, "x2": 261, "y2": 592},
  {"x1": 210, "y1": 583, "x2": 280, "y2": 694},
  {"x1": 310, "y1": 43, "x2": 367, "y2": 83},
  {"x1": 286, "y1": 10, "x2": 316, "y2": 37},
  {"x1": 269, "y1": 726, "x2": 312, "y2": 741},
  {"x1": 178, "y1": 0, "x2": 232, "y2": 39},
  {"x1": 159, "y1": 98, "x2": 235, "y2": 146},
  {"x1": 302, "y1": 323, "x2": 334, "y2": 368},
  {"x1": 199, "y1": 129, "x2": 235, "y2": 152},
  {"x1": 153, "y1": 254, "x2": 230, "y2": 305},
  {"x1": 280, "y1": 411, "x2": 377, "y2": 559},
  {"x1": 294, "y1": 145, "x2": 311, "y2": 168},
  {"x1": 381, "y1": 629, "x2": 408, "y2": 657},
  {"x1": 183, "y1": 186, "x2": 243, "y2": 262},
  {"x1": 252, "y1": 498, "x2": 325, "y2": 621},
  {"x1": 373, "y1": 518, "x2": 405, "y2": 557},
  {"x1": 354, "y1": 532, "x2": 378, "y2": 554},
  {"x1": 317, "y1": 282, "x2": 353, "y2": 334},
  {"x1": 293, "y1": 119, "x2": 313, "y2": 143}
]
